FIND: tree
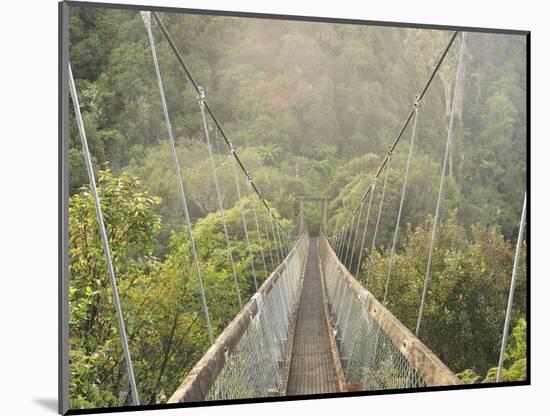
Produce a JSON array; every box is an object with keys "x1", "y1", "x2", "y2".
[
  {"x1": 458, "y1": 317, "x2": 527, "y2": 383},
  {"x1": 69, "y1": 169, "x2": 162, "y2": 407},
  {"x1": 363, "y1": 214, "x2": 526, "y2": 375},
  {"x1": 67, "y1": 7, "x2": 527, "y2": 406}
]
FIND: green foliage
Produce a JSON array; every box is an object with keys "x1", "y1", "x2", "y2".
[
  {"x1": 326, "y1": 153, "x2": 461, "y2": 250},
  {"x1": 67, "y1": 6, "x2": 527, "y2": 408},
  {"x1": 456, "y1": 369, "x2": 482, "y2": 384},
  {"x1": 363, "y1": 214, "x2": 526, "y2": 375},
  {"x1": 69, "y1": 170, "x2": 162, "y2": 407},
  {"x1": 458, "y1": 318, "x2": 527, "y2": 384},
  {"x1": 483, "y1": 317, "x2": 527, "y2": 382},
  {"x1": 68, "y1": 6, "x2": 525, "y2": 239},
  {"x1": 69, "y1": 169, "x2": 294, "y2": 408}
]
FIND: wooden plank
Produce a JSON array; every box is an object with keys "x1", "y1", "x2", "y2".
[
  {"x1": 280, "y1": 242, "x2": 309, "y2": 394},
  {"x1": 285, "y1": 238, "x2": 339, "y2": 395}
]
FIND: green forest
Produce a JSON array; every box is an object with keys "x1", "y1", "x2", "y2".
[{"x1": 68, "y1": 6, "x2": 527, "y2": 408}]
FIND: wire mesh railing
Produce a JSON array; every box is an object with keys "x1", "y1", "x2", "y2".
[
  {"x1": 319, "y1": 232, "x2": 460, "y2": 390},
  {"x1": 169, "y1": 231, "x2": 309, "y2": 402}
]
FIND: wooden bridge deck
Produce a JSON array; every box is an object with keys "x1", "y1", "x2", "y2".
[{"x1": 285, "y1": 237, "x2": 339, "y2": 395}]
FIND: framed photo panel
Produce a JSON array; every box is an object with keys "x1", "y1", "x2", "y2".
[{"x1": 59, "y1": 1, "x2": 529, "y2": 414}]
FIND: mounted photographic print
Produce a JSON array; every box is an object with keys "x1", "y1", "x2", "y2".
[{"x1": 59, "y1": 1, "x2": 529, "y2": 414}]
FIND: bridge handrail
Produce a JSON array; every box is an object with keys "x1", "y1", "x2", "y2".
[
  {"x1": 169, "y1": 231, "x2": 309, "y2": 402},
  {"x1": 319, "y1": 231, "x2": 461, "y2": 387}
]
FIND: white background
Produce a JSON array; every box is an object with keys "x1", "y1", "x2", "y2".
[{"x1": 0, "y1": 0, "x2": 546, "y2": 414}]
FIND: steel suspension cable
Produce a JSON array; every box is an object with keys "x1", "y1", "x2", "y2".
[
  {"x1": 214, "y1": 127, "x2": 225, "y2": 165},
  {"x1": 278, "y1": 217, "x2": 287, "y2": 258},
  {"x1": 332, "y1": 229, "x2": 340, "y2": 253},
  {"x1": 285, "y1": 231, "x2": 293, "y2": 252},
  {"x1": 365, "y1": 154, "x2": 392, "y2": 289},
  {"x1": 324, "y1": 204, "x2": 341, "y2": 242},
  {"x1": 263, "y1": 212, "x2": 278, "y2": 269},
  {"x1": 342, "y1": 222, "x2": 351, "y2": 260},
  {"x1": 246, "y1": 180, "x2": 269, "y2": 279},
  {"x1": 263, "y1": 212, "x2": 276, "y2": 267},
  {"x1": 496, "y1": 192, "x2": 527, "y2": 382},
  {"x1": 335, "y1": 226, "x2": 342, "y2": 256},
  {"x1": 355, "y1": 180, "x2": 377, "y2": 277},
  {"x1": 197, "y1": 87, "x2": 243, "y2": 308},
  {"x1": 285, "y1": 222, "x2": 293, "y2": 251},
  {"x1": 343, "y1": 212, "x2": 356, "y2": 267},
  {"x1": 338, "y1": 223, "x2": 349, "y2": 259},
  {"x1": 332, "y1": 224, "x2": 341, "y2": 253},
  {"x1": 335, "y1": 228, "x2": 342, "y2": 254},
  {"x1": 142, "y1": 12, "x2": 215, "y2": 344},
  {"x1": 276, "y1": 216, "x2": 284, "y2": 256},
  {"x1": 334, "y1": 31, "x2": 458, "y2": 237},
  {"x1": 152, "y1": 12, "x2": 291, "y2": 238},
  {"x1": 280, "y1": 225, "x2": 289, "y2": 254},
  {"x1": 68, "y1": 63, "x2": 140, "y2": 405},
  {"x1": 334, "y1": 231, "x2": 343, "y2": 251},
  {"x1": 269, "y1": 213, "x2": 282, "y2": 264},
  {"x1": 416, "y1": 32, "x2": 466, "y2": 337},
  {"x1": 227, "y1": 143, "x2": 258, "y2": 291},
  {"x1": 383, "y1": 106, "x2": 420, "y2": 304},
  {"x1": 341, "y1": 216, "x2": 351, "y2": 262},
  {"x1": 348, "y1": 200, "x2": 365, "y2": 270}
]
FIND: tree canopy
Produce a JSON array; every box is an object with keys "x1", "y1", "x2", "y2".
[{"x1": 67, "y1": 6, "x2": 527, "y2": 408}]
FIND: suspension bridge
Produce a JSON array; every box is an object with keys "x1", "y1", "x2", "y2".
[{"x1": 67, "y1": 11, "x2": 527, "y2": 406}]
